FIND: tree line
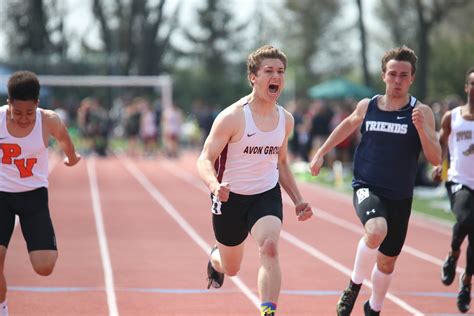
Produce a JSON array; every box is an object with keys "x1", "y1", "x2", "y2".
[{"x1": 1, "y1": 0, "x2": 473, "y2": 110}]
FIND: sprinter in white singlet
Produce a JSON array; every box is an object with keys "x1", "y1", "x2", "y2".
[
  {"x1": 433, "y1": 67, "x2": 474, "y2": 313},
  {"x1": 0, "y1": 71, "x2": 80, "y2": 315},
  {"x1": 197, "y1": 45, "x2": 313, "y2": 316}
]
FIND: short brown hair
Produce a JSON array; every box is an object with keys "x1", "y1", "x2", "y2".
[
  {"x1": 381, "y1": 46, "x2": 417, "y2": 75},
  {"x1": 8, "y1": 70, "x2": 40, "y2": 101},
  {"x1": 465, "y1": 67, "x2": 474, "y2": 83},
  {"x1": 247, "y1": 45, "x2": 288, "y2": 86}
]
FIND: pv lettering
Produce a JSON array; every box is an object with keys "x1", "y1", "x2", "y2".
[
  {"x1": 366, "y1": 121, "x2": 408, "y2": 134},
  {"x1": 0, "y1": 143, "x2": 37, "y2": 178}
]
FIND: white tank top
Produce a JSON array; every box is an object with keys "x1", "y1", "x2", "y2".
[
  {"x1": 0, "y1": 105, "x2": 49, "y2": 192},
  {"x1": 216, "y1": 102, "x2": 286, "y2": 195},
  {"x1": 448, "y1": 106, "x2": 474, "y2": 189}
]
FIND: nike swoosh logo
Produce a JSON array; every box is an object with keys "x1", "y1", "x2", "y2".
[
  {"x1": 247, "y1": 132, "x2": 256, "y2": 137},
  {"x1": 0, "y1": 137, "x2": 7, "y2": 140},
  {"x1": 396, "y1": 116, "x2": 406, "y2": 120}
]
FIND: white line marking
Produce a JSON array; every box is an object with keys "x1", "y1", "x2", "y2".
[
  {"x1": 86, "y1": 158, "x2": 119, "y2": 316},
  {"x1": 281, "y1": 231, "x2": 424, "y2": 315},
  {"x1": 161, "y1": 161, "x2": 426, "y2": 315},
  {"x1": 118, "y1": 156, "x2": 260, "y2": 309}
]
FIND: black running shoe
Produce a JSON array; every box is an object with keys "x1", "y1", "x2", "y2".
[
  {"x1": 457, "y1": 275, "x2": 471, "y2": 313},
  {"x1": 363, "y1": 301, "x2": 380, "y2": 316},
  {"x1": 337, "y1": 280, "x2": 362, "y2": 316},
  {"x1": 206, "y1": 245, "x2": 224, "y2": 289},
  {"x1": 441, "y1": 254, "x2": 458, "y2": 286}
]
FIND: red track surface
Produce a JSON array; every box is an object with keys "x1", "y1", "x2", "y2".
[{"x1": 4, "y1": 151, "x2": 466, "y2": 315}]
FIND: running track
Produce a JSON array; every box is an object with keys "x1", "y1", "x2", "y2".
[{"x1": 4, "y1": 151, "x2": 468, "y2": 315}]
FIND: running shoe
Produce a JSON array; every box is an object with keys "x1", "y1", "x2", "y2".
[
  {"x1": 363, "y1": 301, "x2": 380, "y2": 316},
  {"x1": 337, "y1": 280, "x2": 361, "y2": 316},
  {"x1": 457, "y1": 274, "x2": 471, "y2": 313},
  {"x1": 441, "y1": 253, "x2": 458, "y2": 286},
  {"x1": 206, "y1": 245, "x2": 224, "y2": 289}
]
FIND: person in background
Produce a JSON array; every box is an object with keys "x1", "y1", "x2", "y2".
[{"x1": 433, "y1": 67, "x2": 474, "y2": 313}]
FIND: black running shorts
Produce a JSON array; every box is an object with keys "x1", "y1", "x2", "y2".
[
  {"x1": 353, "y1": 187, "x2": 412, "y2": 257},
  {"x1": 446, "y1": 181, "x2": 474, "y2": 225},
  {"x1": 0, "y1": 187, "x2": 57, "y2": 252},
  {"x1": 210, "y1": 184, "x2": 283, "y2": 247}
]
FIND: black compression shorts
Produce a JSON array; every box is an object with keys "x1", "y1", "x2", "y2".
[
  {"x1": 0, "y1": 187, "x2": 57, "y2": 252},
  {"x1": 210, "y1": 184, "x2": 283, "y2": 247},
  {"x1": 353, "y1": 187, "x2": 412, "y2": 257}
]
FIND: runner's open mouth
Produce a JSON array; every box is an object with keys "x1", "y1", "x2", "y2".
[{"x1": 269, "y1": 84, "x2": 279, "y2": 93}]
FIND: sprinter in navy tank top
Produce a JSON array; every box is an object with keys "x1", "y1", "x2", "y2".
[
  {"x1": 310, "y1": 46, "x2": 441, "y2": 315},
  {"x1": 352, "y1": 95, "x2": 421, "y2": 199}
]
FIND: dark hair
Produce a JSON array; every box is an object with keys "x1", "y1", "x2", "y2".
[
  {"x1": 7, "y1": 71, "x2": 40, "y2": 101},
  {"x1": 247, "y1": 45, "x2": 287, "y2": 86},
  {"x1": 465, "y1": 67, "x2": 474, "y2": 84},
  {"x1": 381, "y1": 45, "x2": 417, "y2": 75}
]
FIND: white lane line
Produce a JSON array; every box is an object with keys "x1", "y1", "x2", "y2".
[
  {"x1": 161, "y1": 161, "x2": 425, "y2": 315},
  {"x1": 281, "y1": 231, "x2": 423, "y2": 315},
  {"x1": 282, "y1": 195, "x2": 464, "y2": 275},
  {"x1": 118, "y1": 156, "x2": 260, "y2": 309},
  {"x1": 86, "y1": 158, "x2": 119, "y2": 316}
]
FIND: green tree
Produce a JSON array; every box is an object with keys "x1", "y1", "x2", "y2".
[
  {"x1": 281, "y1": 0, "x2": 342, "y2": 99},
  {"x1": 356, "y1": 0, "x2": 371, "y2": 87},
  {"x1": 427, "y1": 2, "x2": 474, "y2": 100},
  {"x1": 375, "y1": 0, "x2": 470, "y2": 101},
  {"x1": 91, "y1": 0, "x2": 180, "y2": 75},
  {"x1": 1, "y1": 0, "x2": 67, "y2": 61},
  {"x1": 181, "y1": 0, "x2": 248, "y2": 108}
]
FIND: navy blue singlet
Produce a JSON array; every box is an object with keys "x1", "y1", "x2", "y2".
[{"x1": 352, "y1": 95, "x2": 421, "y2": 199}]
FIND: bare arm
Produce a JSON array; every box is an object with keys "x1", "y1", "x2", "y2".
[
  {"x1": 196, "y1": 107, "x2": 238, "y2": 202},
  {"x1": 44, "y1": 110, "x2": 80, "y2": 166},
  {"x1": 432, "y1": 110, "x2": 451, "y2": 182},
  {"x1": 310, "y1": 99, "x2": 369, "y2": 176},
  {"x1": 412, "y1": 103, "x2": 442, "y2": 166},
  {"x1": 278, "y1": 110, "x2": 312, "y2": 221}
]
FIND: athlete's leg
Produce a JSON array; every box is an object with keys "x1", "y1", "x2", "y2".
[
  {"x1": 16, "y1": 188, "x2": 58, "y2": 276},
  {"x1": 0, "y1": 247, "x2": 7, "y2": 303},
  {"x1": 29, "y1": 250, "x2": 58, "y2": 276},
  {"x1": 368, "y1": 253, "x2": 396, "y2": 312},
  {"x1": 337, "y1": 190, "x2": 387, "y2": 315},
  {"x1": 351, "y1": 217, "x2": 387, "y2": 282},
  {"x1": 444, "y1": 187, "x2": 474, "y2": 285},
  {"x1": 466, "y1": 233, "x2": 474, "y2": 277},
  {"x1": 450, "y1": 186, "x2": 472, "y2": 255},
  {"x1": 368, "y1": 196, "x2": 411, "y2": 312},
  {"x1": 0, "y1": 193, "x2": 15, "y2": 305},
  {"x1": 251, "y1": 215, "x2": 282, "y2": 305},
  {"x1": 351, "y1": 189, "x2": 388, "y2": 283},
  {"x1": 211, "y1": 242, "x2": 245, "y2": 276}
]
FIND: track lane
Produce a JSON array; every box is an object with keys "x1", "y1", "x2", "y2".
[
  {"x1": 5, "y1": 157, "x2": 109, "y2": 315},
  {"x1": 94, "y1": 155, "x2": 259, "y2": 315},
  {"x1": 5, "y1": 151, "x2": 465, "y2": 315},
  {"x1": 166, "y1": 151, "x2": 463, "y2": 315}
]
